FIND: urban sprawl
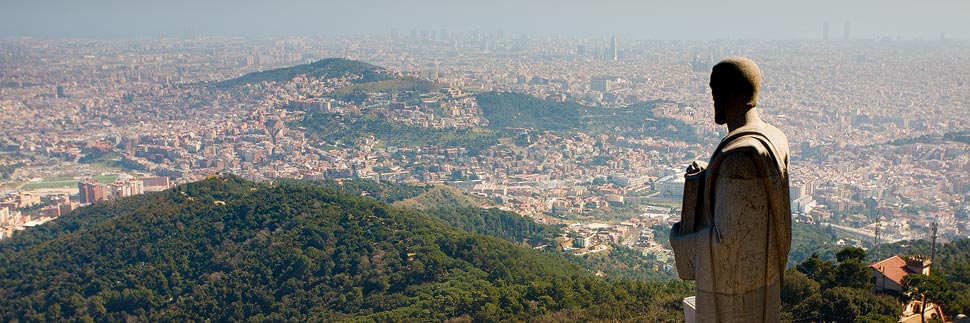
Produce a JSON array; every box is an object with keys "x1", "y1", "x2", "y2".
[{"x1": 1, "y1": 33, "x2": 968, "y2": 266}]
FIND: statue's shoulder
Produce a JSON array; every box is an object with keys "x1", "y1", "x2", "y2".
[
  {"x1": 716, "y1": 150, "x2": 761, "y2": 179},
  {"x1": 721, "y1": 136, "x2": 769, "y2": 156},
  {"x1": 716, "y1": 124, "x2": 788, "y2": 178},
  {"x1": 761, "y1": 122, "x2": 790, "y2": 155},
  {"x1": 717, "y1": 122, "x2": 790, "y2": 170}
]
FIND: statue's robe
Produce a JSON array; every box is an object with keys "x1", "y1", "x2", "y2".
[{"x1": 670, "y1": 123, "x2": 791, "y2": 323}]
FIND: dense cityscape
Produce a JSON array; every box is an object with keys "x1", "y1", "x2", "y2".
[{"x1": 1, "y1": 32, "x2": 968, "y2": 264}]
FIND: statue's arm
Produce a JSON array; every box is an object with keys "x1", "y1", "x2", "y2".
[{"x1": 669, "y1": 220, "x2": 709, "y2": 280}]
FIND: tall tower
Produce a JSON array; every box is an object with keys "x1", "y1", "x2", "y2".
[
  {"x1": 823, "y1": 22, "x2": 830, "y2": 41},
  {"x1": 843, "y1": 21, "x2": 851, "y2": 41},
  {"x1": 609, "y1": 36, "x2": 617, "y2": 61},
  {"x1": 873, "y1": 225, "x2": 880, "y2": 246},
  {"x1": 930, "y1": 222, "x2": 938, "y2": 273}
]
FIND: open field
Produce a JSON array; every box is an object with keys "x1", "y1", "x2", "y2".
[{"x1": 20, "y1": 175, "x2": 120, "y2": 190}]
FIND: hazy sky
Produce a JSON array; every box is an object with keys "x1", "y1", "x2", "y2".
[{"x1": 3, "y1": 0, "x2": 968, "y2": 40}]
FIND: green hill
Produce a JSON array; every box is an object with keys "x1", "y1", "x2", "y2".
[
  {"x1": 475, "y1": 92, "x2": 698, "y2": 142},
  {"x1": 475, "y1": 91, "x2": 585, "y2": 131},
  {"x1": 0, "y1": 176, "x2": 691, "y2": 322},
  {"x1": 295, "y1": 178, "x2": 432, "y2": 204},
  {"x1": 309, "y1": 178, "x2": 677, "y2": 279},
  {"x1": 299, "y1": 112, "x2": 501, "y2": 154},
  {"x1": 305, "y1": 179, "x2": 558, "y2": 248},
  {"x1": 217, "y1": 58, "x2": 394, "y2": 88},
  {"x1": 299, "y1": 91, "x2": 694, "y2": 157},
  {"x1": 392, "y1": 184, "x2": 491, "y2": 211}
]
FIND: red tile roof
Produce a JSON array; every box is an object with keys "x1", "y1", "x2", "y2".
[{"x1": 869, "y1": 255, "x2": 913, "y2": 285}]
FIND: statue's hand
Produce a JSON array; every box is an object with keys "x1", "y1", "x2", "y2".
[
  {"x1": 671, "y1": 222, "x2": 692, "y2": 236},
  {"x1": 686, "y1": 160, "x2": 708, "y2": 175},
  {"x1": 671, "y1": 222, "x2": 681, "y2": 236}
]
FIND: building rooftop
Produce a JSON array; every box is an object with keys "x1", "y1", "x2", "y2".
[{"x1": 869, "y1": 255, "x2": 916, "y2": 286}]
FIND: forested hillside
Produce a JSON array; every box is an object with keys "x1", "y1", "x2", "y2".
[
  {"x1": 299, "y1": 112, "x2": 502, "y2": 154},
  {"x1": 0, "y1": 176, "x2": 692, "y2": 322},
  {"x1": 475, "y1": 92, "x2": 697, "y2": 142},
  {"x1": 217, "y1": 58, "x2": 393, "y2": 88}
]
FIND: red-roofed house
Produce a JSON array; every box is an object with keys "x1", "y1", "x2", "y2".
[
  {"x1": 869, "y1": 255, "x2": 931, "y2": 293},
  {"x1": 870, "y1": 255, "x2": 945, "y2": 323}
]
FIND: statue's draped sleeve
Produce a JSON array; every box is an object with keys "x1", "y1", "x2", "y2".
[
  {"x1": 708, "y1": 149, "x2": 776, "y2": 293},
  {"x1": 671, "y1": 139, "x2": 784, "y2": 292}
]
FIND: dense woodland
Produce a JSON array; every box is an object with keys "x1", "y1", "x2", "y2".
[
  {"x1": 475, "y1": 92, "x2": 585, "y2": 131},
  {"x1": 299, "y1": 112, "x2": 502, "y2": 155},
  {"x1": 2, "y1": 176, "x2": 967, "y2": 322},
  {"x1": 217, "y1": 58, "x2": 394, "y2": 88},
  {"x1": 475, "y1": 92, "x2": 697, "y2": 142},
  {"x1": 307, "y1": 179, "x2": 676, "y2": 280},
  {"x1": 0, "y1": 176, "x2": 692, "y2": 322},
  {"x1": 784, "y1": 247, "x2": 902, "y2": 322}
]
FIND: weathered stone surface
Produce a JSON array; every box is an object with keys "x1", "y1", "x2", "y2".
[{"x1": 670, "y1": 57, "x2": 791, "y2": 323}]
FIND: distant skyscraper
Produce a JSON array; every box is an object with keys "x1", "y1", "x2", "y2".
[
  {"x1": 56, "y1": 85, "x2": 65, "y2": 98},
  {"x1": 843, "y1": 21, "x2": 851, "y2": 41},
  {"x1": 823, "y1": 22, "x2": 830, "y2": 41},
  {"x1": 609, "y1": 36, "x2": 618, "y2": 61}
]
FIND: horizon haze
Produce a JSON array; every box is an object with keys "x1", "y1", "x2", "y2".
[{"x1": 3, "y1": 0, "x2": 969, "y2": 40}]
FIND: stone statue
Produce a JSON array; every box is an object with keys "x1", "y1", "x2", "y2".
[{"x1": 670, "y1": 57, "x2": 792, "y2": 323}]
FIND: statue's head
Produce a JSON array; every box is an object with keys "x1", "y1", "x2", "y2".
[{"x1": 710, "y1": 57, "x2": 761, "y2": 125}]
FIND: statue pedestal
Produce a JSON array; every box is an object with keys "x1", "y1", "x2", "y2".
[{"x1": 683, "y1": 296, "x2": 696, "y2": 323}]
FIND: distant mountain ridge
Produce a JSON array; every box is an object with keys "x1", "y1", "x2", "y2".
[{"x1": 217, "y1": 58, "x2": 393, "y2": 88}]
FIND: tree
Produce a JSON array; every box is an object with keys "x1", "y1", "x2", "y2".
[
  {"x1": 794, "y1": 287, "x2": 899, "y2": 323},
  {"x1": 836, "y1": 246, "x2": 867, "y2": 262},
  {"x1": 835, "y1": 259, "x2": 872, "y2": 289},
  {"x1": 782, "y1": 269, "x2": 820, "y2": 311},
  {"x1": 902, "y1": 273, "x2": 950, "y2": 323},
  {"x1": 854, "y1": 313, "x2": 899, "y2": 323},
  {"x1": 797, "y1": 253, "x2": 835, "y2": 288}
]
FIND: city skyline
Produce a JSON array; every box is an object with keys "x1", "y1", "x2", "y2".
[{"x1": 3, "y1": 0, "x2": 969, "y2": 40}]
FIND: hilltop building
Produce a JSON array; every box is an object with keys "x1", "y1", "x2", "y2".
[
  {"x1": 870, "y1": 255, "x2": 930, "y2": 293},
  {"x1": 870, "y1": 255, "x2": 945, "y2": 323}
]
